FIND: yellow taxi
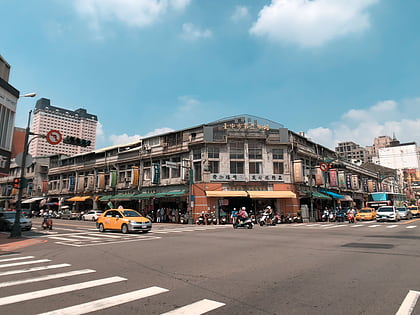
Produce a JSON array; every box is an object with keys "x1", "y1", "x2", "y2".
[
  {"x1": 96, "y1": 209, "x2": 152, "y2": 234},
  {"x1": 356, "y1": 207, "x2": 376, "y2": 221},
  {"x1": 408, "y1": 206, "x2": 420, "y2": 217}
]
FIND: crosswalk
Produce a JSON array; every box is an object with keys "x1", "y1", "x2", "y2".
[
  {"x1": 278, "y1": 221, "x2": 418, "y2": 230},
  {"x1": 0, "y1": 253, "x2": 226, "y2": 314},
  {"x1": 32, "y1": 225, "x2": 229, "y2": 247}
]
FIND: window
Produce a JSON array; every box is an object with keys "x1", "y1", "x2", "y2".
[
  {"x1": 230, "y1": 161, "x2": 244, "y2": 174},
  {"x1": 272, "y1": 149, "x2": 284, "y2": 160},
  {"x1": 208, "y1": 147, "x2": 219, "y2": 159},
  {"x1": 273, "y1": 162, "x2": 284, "y2": 174},
  {"x1": 193, "y1": 149, "x2": 201, "y2": 160},
  {"x1": 209, "y1": 161, "x2": 219, "y2": 173},
  {"x1": 194, "y1": 162, "x2": 202, "y2": 181},
  {"x1": 230, "y1": 141, "x2": 244, "y2": 159},
  {"x1": 249, "y1": 162, "x2": 262, "y2": 174},
  {"x1": 248, "y1": 142, "x2": 262, "y2": 159}
]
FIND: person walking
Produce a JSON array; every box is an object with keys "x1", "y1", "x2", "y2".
[{"x1": 231, "y1": 208, "x2": 238, "y2": 224}]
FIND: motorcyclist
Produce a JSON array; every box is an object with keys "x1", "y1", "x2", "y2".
[
  {"x1": 43, "y1": 210, "x2": 53, "y2": 230},
  {"x1": 264, "y1": 206, "x2": 273, "y2": 224},
  {"x1": 237, "y1": 207, "x2": 248, "y2": 224}
]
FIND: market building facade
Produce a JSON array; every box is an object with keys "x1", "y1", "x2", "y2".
[{"x1": 1, "y1": 115, "x2": 401, "y2": 222}]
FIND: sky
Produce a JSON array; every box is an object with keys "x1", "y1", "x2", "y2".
[{"x1": 2, "y1": 0, "x2": 420, "y2": 151}]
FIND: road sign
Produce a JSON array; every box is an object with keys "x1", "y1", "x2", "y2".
[
  {"x1": 46, "y1": 130, "x2": 62, "y2": 145},
  {"x1": 15, "y1": 152, "x2": 33, "y2": 168},
  {"x1": 320, "y1": 162, "x2": 329, "y2": 172}
]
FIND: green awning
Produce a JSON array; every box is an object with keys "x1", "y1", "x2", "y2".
[
  {"x1": 99, "y1": 195, "x2": 113, "y2": 201},
  {"x1": 303, "y1": 191, "x2": 332, "y2": 199},
  {"x1": 110, "y1": 193, "x2": 137, "y2": 200},
  {"x1": 134, "y1": 193, "x2": 156, "y2": 199},
  {"x1": 155, "y1": 191, "x2": 186, "y2": 198}
]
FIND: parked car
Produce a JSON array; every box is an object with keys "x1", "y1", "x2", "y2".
[
  {"x1": 60, "y1": 210, "x2": 79, "y2": 220},
  {"x1": 376, "y1": 206, "x2": 400, "y2": 222},
  {"x1": 0, "y1": 211, "x2": 32, "y2": 231},
  {"x1": 356, "y1": 207, "x2": 376, "y2": 221},
  {"x1": 397, "y1": 207, "x2": 413, "y2": 220},
  {"x1": 82, "y1": 210, "x2": 104, "y2": 221},
  {"x1": 407, "y1": 206, "x2": 420, "y2": 217},
  {"x1": 96, "y1": 209, "x2": 152, "y2": 234}
]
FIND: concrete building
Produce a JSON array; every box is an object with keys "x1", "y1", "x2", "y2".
[
  {"x1": 0, "y1": 55, "x2": 19, "y2": 176},
  {"x1": 335, "y1": 141, "x2": 369, "y2": 164},
  {"x1": 40, "y1": 115, "x2": 382, "y2": 221},
  {"x1": 29, "y1": 98, "x2": 97, "y2": 157}
]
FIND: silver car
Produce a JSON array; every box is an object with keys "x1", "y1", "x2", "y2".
[
  {"x1": 376, "y1": 206, "x2": 401, "y2": 222},
  {"x1": 82, "y1": 210, "x2": 104, "y2": 221},
  {"x1": 0, "y1": 211, "x2": 32, "y2": 231},
  {"x1": 396, "y1": 207, "x2": 413, "y2": 220}
]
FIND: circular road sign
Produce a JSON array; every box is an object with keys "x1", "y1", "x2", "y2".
[
  {"x1": 46, "y1": 130, "x2": 62, "y2": 145},
  {"x1": 320, "y1": 162, "x2": 329, "y2": 172}
]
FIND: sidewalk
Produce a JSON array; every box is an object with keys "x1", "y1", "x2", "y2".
[{"x1": 0, "y1": 232, "x2": 47, "y2": 253}]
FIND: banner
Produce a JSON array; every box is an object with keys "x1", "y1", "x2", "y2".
[
  {"x1": 345, "y1": 174, "x2": 352, "y2": 189},
  {"x1": 338, "y1": 171, "x2": 346, "y2": 188},
  {"x1": 110, "y1": 170, "x2": 117, "y2": 188},
  {"x1": 363, "y1": 178, "x2": 368, "y2": 192},
  {"x1": 329, "y1": 169, "x2": 338, "y2": 187},
  {"x1": 77, "y1": 175, "x2": 85, "y2": 193},
  {"x1": 69, "y1": 176, "x2": 75, "y2": 192},
  {"x1": 351, "y1": 175, "x2": 359, "y2": 190},
  {"x1": 293, "y1": 160, "x2": 303, "y2": 184},
  {"x1": 87, "y1": 174, "x2": 95, "y2": 191},
  {"x1": 42, "y1": 180, "x2": 48, "y2": 193},
  {"x1": 315, "y1": 166, "x2": 323, "y2": 186},
  {"x1": 131, "y1": 167, "x2": 139, "y2": 187},
  {"x1": 98, "y1": 172, "x2": 105, "y2": 189},
  {"x1": 368, "y1": 179, "x2": 374, "y2": 193}
]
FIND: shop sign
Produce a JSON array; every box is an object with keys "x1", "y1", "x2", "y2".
[
  {"x1": 223, "y1": 122, "x2": 269, "y2": 131},
  {"x1": 210, "y1": 174, "x2": 290, "y2": 182}
]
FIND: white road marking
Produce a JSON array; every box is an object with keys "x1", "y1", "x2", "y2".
[
  {"x1": 396, "y1": 290, "x2": 420, "y2": 315},
  {"x1": 306, "y1": 224, "x2": 321, "y2": 227},
  {"x1": 0, "y1": 259, "x2": 51, "y2": 268},
  {"x1": 37, "y1": 286, "x2": 169, "y2": 315},
  {"x1": 161, "y1": 299, "x2": 226, "y2": 315},
  {"x1": 0, "y1": 269, "x2": 95, "y2": 288},
  {"x1": 387, "y1": 225, "x2": 398, "y2": 228},
  {"x1": 54, "y1": 236, "x2": 161, "y2": 247},
  {"x1": 323, "y1": 225, "x2": 346, "y2": 229},
  {"x1": 406, "y1": 226, "x2": 417, "y2": 229},
  {"x1": 0, "y1": 255, "x2": 34, "y2": 263},
  {"x1": 368, "y1": 225, "x2": 381, "y2": 228},
  {"x1": 87, "y1": 233, "x2": 122, "y2": 238},
  {"x1": 350, "y1": 225, "x2": 364, "y2": 228},
  {"x1": 0, "y1": 264, "x2": 71, "y2": 277},
  {"x1": 64, "y1": 234, "x2": 102, "y2": 240},
  {"x1": 0, "y1": 276, "x2": 126, "y2": 306}
]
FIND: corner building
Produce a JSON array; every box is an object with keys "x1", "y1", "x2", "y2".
[{"x1": 46, "y1": 115, "x2": 384, "y2": 221}]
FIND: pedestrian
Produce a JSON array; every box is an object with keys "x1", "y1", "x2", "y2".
[{"x1": 231, "y1": 207, "x2": 238, "y2": 224}]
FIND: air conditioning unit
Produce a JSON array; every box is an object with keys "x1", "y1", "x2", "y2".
[{"x1": 162, "y1": 142, "x2": 168, "y2": 147}]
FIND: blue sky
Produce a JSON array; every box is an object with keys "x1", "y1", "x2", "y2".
[{"x1": 2, "y1": 0, "x2": 420, "y2": 150}]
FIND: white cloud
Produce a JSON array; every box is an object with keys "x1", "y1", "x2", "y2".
[
  {"x1": 143, "y1": 127, "x2": 174, "y2": 138},
  {"x1": 109, "y1": 133, "x2": 142, "y2": 145},
  {"x1": 178, "y1": 95, "x2": 200, "y2": 111},
  {"x1": 250, "y1": 0, "x2": 379, "y2": 47},
  {"x1": 306, "y1": 98, "x2": 420, "y2": 150},
  {"x1": 181, "y1": 23, "x2": 212, "y2": 40},
  {"x1": 231, "y1": 6, "x2": 250, "y2": 22},
  {"x1": 74, "y1": 0, "x2": 191, "y2": 30}
]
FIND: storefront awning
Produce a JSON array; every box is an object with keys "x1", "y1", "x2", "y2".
[
  {"x1": 66, "y1": 196, "x2": 92, "y2": 202},
  {"x1": 22, "y1": 197, "x2": 45, "y2": 204},
  {"x1": 110, "y1": 193, "x2": 137, "y2": 200},
  {"x1": 155, "y1": 191, "x2": 186, "y2": 198},
  {"x1": 134, "y1": 193, "x2": 156, "y2": 199},
  {"x1": 205, "y1": 191, "x2": 248, "y2": 197},
  {"x1": 99, "y1": 195, "x2": 113, "y2": 202},
  {"x1": 302, "y1": 191, "x2": 332, "y2": 199},
  {"x1": 340, "y1": 195, "x2": 353, "y2": 201},
  {"x1": 247, "y1": 191, "x2": 296, "y2": 199},
  {"x1": 321, "y1": 191, "x2": 344, "y2": 199}
]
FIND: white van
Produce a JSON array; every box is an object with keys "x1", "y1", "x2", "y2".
[{"x1": 376, "y1": 206, "x2": 400, "y2": 222}]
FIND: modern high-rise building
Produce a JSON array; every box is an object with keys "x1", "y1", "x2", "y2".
[
  {"x1": 29, "y1": 98, "x2": 97, "y2": 157},
  {"x1": 0, "y1": 55, "x2": 19, "y2": 176}
]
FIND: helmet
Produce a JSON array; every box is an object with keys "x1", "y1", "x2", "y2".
[
  {"x1": 266, "y1": 206, "x2": 271, "y2": 209},
  {"x1": 241, "y1": 207, "x2": 246, "y2": 210}
]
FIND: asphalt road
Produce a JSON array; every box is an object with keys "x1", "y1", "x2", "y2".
[{"x1": 1, "y1": 218, "x2": 420, "y2": 315}]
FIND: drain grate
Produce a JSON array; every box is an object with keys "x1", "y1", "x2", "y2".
[{"x1": 342, "y1": 243, "x2": 394, "y2": 249}]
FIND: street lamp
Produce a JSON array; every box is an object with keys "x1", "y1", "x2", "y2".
[{"x1": 10, "y1": 92, "x2": 37, "y2": 238}]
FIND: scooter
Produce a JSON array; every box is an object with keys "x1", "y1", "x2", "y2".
[
  {"x1": 42, "y1": 218, "x2": 53, "y2": 230},
  {"x1": 196, "y1": 215, "x2": 205, "y2": 225},
  {"x1": 219, "y1": 216, "x2": 227, "y2": 225},
  {"x1": 233, "y1": 217, "x2": 254, "y2": 229},
  {"x1": 180, "y1": 214, "x2": 188, "y2": 224},
  {"x1": 347, "y1": 212, "x2": 355, "y2": 223},
  {"x1": 259, "y1": 213, "x2": 276, "y2": 226}
]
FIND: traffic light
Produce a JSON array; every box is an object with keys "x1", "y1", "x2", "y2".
[
  {"x1": 63, "y1": 136, "x2": 91, "y2": 147},
  {"x1": 13, "y1": 178, "x2": 19, "y2": 189}
]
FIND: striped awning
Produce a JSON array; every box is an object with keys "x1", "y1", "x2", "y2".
[
  {"x1": 110, "y1": 194, "x2": 137, "y2": 200},
  {"x1": 99, "y1": 195, "x2": 113, "y2": 202},
  {"x1": 247, "y1": 191, "x2": 296, "y2": 199},
  {"x1": 66, "y1": 196, "x2": 92, "y2": 202},
  {"x1": 22, "y1": 197, "x2": 45, "y2": 204},
  {"x1": 155, "y1": 191, "x2": 186, "y2": 198},
  {"x1": 134, "y1": 193, "x2": 156, "y2": 199},
  {"x1": 321, "y1": 191, "x2": 344, "y2": 199},
  {"x1": 302, "y1": 191, "x2": 332, "y2": 199},
  {"x1": 205, "y1": 191, "x2": 248, "y2": 197}
]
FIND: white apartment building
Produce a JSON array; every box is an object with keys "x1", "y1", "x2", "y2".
[
  {"x1": 378, "y1": 142, "x2": 420, "y2": 170},
  {"x1": 29, "y1": 98, "x2": 97, "y2": 157}
]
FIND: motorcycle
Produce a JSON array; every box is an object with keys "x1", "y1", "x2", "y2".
[
  {"x1": 259, "y1": 212, "x2": 276, "y2": 226},
  {"x1": 42, "y1": 218, "x2": 53, "y2": 230},
  {"x1": 196, "y1": 215, "x2": 205, "y2": 225},
  {"x1": 219, "y1": 216, "x2": 227, "y2": 225},
  {"x1": 180, "y1": 214, "x2": 188, "y2": 224},
  {"x1": 347, "y1": 212, "x2": 355, "y2": 223},
  {"x1": 233, "y1": 217, "x2": 254, "y2": 229}
]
